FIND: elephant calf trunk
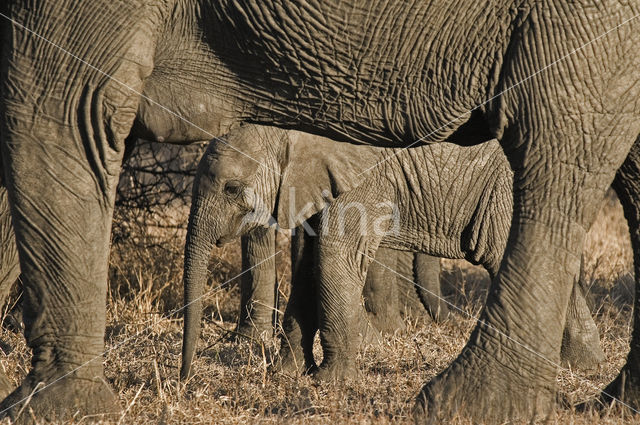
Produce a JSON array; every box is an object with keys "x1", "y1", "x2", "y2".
[{"x1": 181, "y1": 217, "x2": 215, "y2": 380}]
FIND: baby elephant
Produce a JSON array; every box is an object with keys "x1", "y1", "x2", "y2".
[{"x1": 180, "y1": 124, "x2": 603, "y2": 381}]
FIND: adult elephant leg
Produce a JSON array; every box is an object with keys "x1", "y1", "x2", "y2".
[
  {"x1": 0, "y1": 126, "x2": 124, "y2": 421},
  {"x1": 277, "y1": 221, "x2": 319, "y2": 374},
  {"x1": 414, "y1": 15, "x2": 639, "y2": 421},
  {"x1": 602, "y1": 135, "x2": 640, "y2": 407},
  {"x1": 415, "y1": 144, "x2": 630, "y2": 421},
  {"x1": 237, "y1": 226, "x2": 277, "y2": 339},
  {"x1": 363, "y1": 247, "x2": 404, "y2": 333},
  {"x1": 0, "y1": 6, "x2": 152, "y2": 420},
  {"x1": 413, "y1": 253, "x2": 448, "y2": 322}
]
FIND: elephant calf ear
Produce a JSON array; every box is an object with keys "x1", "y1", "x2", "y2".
[{"x1": 275, "y1": 131, "x2": 383, "y2": 229}]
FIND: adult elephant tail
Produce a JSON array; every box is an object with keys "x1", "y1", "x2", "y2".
[{"x1": 181, "y1": 198, "x2": 216, "y2": 381}]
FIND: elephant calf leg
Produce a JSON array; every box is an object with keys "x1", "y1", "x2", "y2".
[
  {"x1": 237, "y1": 227, "x2": 278, "y2": 340},
  {"x1": 313, "y1": 240, "x2": 379, "y2": 382},
  {"x1": 363, "y1": 247, "x2": 405, "y2": 333},
  {"x1": 413, "y1": 253, "x2": 449, "y2": 322},
  {"x1": 278, "y1": 291, "x2": 318, "y2": 374},
  {"x1": 276, "y1": 226, "x2": 318, "y2": 374}
]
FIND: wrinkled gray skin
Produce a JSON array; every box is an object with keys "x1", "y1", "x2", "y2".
[
  {"x1": 182, "y1": 125, "x2": 603, "y2": 381},
  {"x1": 2, "y1": 2, "x2": 640, "y2": 422},
  {"x1": 237, "y1": 226, "x2": 441, "y2": 340},
  {"x1": 236, "y1": 227, "x2": 279, "y2": 338}
]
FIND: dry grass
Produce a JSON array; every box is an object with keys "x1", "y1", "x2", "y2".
[{"x1": 0, "y1": 192, "x2": 639, "y2": 424}]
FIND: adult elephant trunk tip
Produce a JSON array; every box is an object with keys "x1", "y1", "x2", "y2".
[{"x1": 180, "y1": 212, "x2": 215, "y2": 381}]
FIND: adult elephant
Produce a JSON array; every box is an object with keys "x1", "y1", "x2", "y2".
[{"x1": 0, "y1": 1, "x2": 639, "y2": 423}]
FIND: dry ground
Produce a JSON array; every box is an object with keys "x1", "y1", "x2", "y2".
[{"x1": 0, "y1": 191, "x2": 639, "y2": 424}]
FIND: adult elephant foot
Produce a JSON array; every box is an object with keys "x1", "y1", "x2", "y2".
[
  {"x1": 413, "y1": 327, "x2": 556, "y2": 423},
  {"x1": 410, "y1": 202, "x2": 589, "y2": 422},
  {"x1": 0, "y1": 374, "x2": 119, "y2": 424}
]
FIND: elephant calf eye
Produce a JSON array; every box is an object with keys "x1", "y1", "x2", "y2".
[{"x1": 224, "y1": 181, "x2": 244, "y2": 197}]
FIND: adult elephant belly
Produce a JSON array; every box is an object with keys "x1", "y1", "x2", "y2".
[{"x1": 132, "y1": 80, "x2": 237, "y2": 144}]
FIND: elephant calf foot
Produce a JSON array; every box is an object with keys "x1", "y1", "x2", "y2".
[
  {"x1": 354, "y1": 315, "x2": 382, "y2": 348},
  {"x1": 0, "y1": 374, "x2": 119, "y2": 424},
  {"x1": 413, "y1": 336, "x2": 556, "y2": 423},
  {"x1": 272, "y1": 347, "x2": 315, "y2": 376},
  {"x1": 366, "y1": 310, "x2": 405, "y2": 334},
  {"x1": 234, "y1": 322, "x2": 272, "y2": 342},
  {"x1": 271, "y1": 332, "x2": 316, "y2": 376},
  {"x1": 271, "y1": 354, "x2": 317, "y2": 377},
  {"x1": 312, "y1": 358, "x2": 358, "y2": 382}
]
